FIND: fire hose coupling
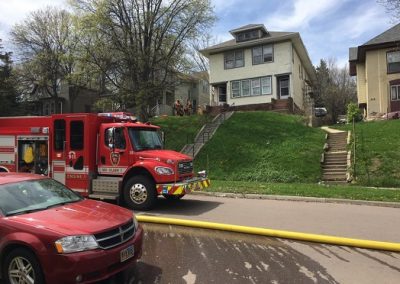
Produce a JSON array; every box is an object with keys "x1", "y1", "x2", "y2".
[{"x1": 155, "y1": 166, "x2": 175, "y2": 175}]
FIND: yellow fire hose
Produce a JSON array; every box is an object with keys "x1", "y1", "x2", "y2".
[{"x1": 137, "y1": 215, "x2": 400, "y2": 252}]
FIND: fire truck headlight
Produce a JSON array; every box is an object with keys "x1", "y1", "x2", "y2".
[
  {"x1": 155, "y1": 166, "x2": 174, "y2": 175},
  {"x1": 55, "y1": 235, "x2": 98, "y2": 253}
]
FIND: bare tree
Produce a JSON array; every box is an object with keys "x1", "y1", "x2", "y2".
[
  {"x1": 378, "y1": 0, "x2": 400, "y2": 21},
  {"x1": 71, "y1": 0, "x2": 215, "y2": 120}
]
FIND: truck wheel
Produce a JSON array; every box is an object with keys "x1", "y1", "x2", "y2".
[
  {"x1": 124, "y1": 175, "x2": 156, "y2": 210},
  {"x1": 163, "y1": 194, "x2": 185, "y2": 200},
  {"x1": 3, "y1": 248, "x2": 45, "y2": 284}
]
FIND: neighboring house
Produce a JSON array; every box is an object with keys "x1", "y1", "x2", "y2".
[
  {"x1": 32, "y1": 81, "x2": 100, "y2": 115},
  {"x1": 349, "y1": 23, "x2": 400, "y2": 117},
  {"x1": 152, "y1": 72, "x2": 210, "y2": 116},
  {"x1": 200, "y1": 24, "x2": 315, "y2": 111}
]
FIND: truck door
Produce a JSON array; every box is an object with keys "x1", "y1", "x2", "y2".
[
  {"x1": 65, "y1": 118, "x2": 88, "y2": 194},
  {"x1": 98, "y1": 126, "x2": 130, "y2": 176},
  {"x1": 52, "y1": 116, "x2": 89, "y2": 194}
]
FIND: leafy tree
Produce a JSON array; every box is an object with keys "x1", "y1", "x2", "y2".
[
  {"x1": 347, "y1": 102, "x2": 363, "y2": 123},
  {"x1": 314, "y1": 59, "x2": 357, "y2": 123},
  {"x1": 71, "y1": 0, "x2": 215, "y2": 120},
  {"x1": 0, "y1": 40, "x2": 19, "y2": 116},
  {"x1": 11, "y1": 7, "x2": 86, "y2": 113}
]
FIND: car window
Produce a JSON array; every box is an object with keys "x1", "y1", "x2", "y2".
[{"x1": 0, "y1": 179, "x2": 82, "y2": 216}]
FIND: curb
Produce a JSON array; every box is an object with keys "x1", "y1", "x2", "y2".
[
  {"x1": 191, "y1": 191, "x2": 400, "y2": 208},
  {"x1": 137, "y1": 215, "x2": 400, "y2": 252}
]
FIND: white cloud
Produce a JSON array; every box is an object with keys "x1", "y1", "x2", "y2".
[
  {"x1": 0, "y1": 0, "x2": 66, "y2": 42},
  {"x1": 331, "y1": 4, "x2": 389, "y2": 41},
  {"x1": 265, "y1": 0, "x2": 348, "y2": 30},
  {"x1": 211, "y1": 0, "x2": 241, "y2": 12}
]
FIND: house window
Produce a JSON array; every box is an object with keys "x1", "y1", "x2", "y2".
[
  {"x1": 252, "y1": 45, "x2": 273, "y2": 65},
  {"x1": 241, "y1": 80, "x2": 250, "y2": 97},
  {"x1": 231, "y1": 76, "x2": 272, "y2": 98},
  {"x1": 237, "y1": 30, "x2": 259, "y2": 42},
  {"x1": 261, "y1": 77, "x2": 272, "y2": 95},
  {"x1": 231, "y1": 81, "x2": 241, "y2": 98},
  {"x1": 251, "y1": 78, "x2": 261, "y2": 95},
  {"x1": 391, "y1": 85, "x2": 400, "y2": 101},
  {"x1": 387, "y1": 51, "x2": 400, "y2": 73},
  {"x1": 224, "y1": 50, "x2": 244, "y2": 69}
]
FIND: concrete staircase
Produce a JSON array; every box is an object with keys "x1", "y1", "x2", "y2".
[
  {"x1": 272, "y1": 99, "x2": 290, "y2": 113},
  {"x1": 321, "y1": 131, "x2": 349, "y2": 183},
  {"x1": 181, "y1": 111, "x2": 234, "y2": 158}
]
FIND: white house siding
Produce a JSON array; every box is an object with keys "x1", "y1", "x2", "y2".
[
  {"x1": 291, "y1": 45, "x2": 312, "y2": 110},
  {"x1": 356, "y1": 63, "x2": 367, "y2": 105},
  {"x1": 209, "y1": 41, "x2": 293, "y2": 106}
]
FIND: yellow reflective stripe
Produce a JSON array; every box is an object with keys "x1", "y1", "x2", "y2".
[{"x1": 174, "y1": 186, "x2": 184, "y2": 195}]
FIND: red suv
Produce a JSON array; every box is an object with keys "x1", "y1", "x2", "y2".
[{"x1": 0, "y1": 173, "x2": 143, "y2": 284}]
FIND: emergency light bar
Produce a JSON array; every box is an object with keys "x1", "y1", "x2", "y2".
[{"x1": 98, "y1": 112, "x2": 138, "y2": 122}]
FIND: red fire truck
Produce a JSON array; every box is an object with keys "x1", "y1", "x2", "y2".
[{"x1": 0, "y1": 112, "x2": 209, "y2": 210}]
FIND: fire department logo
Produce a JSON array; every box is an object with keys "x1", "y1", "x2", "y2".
[{"x1": 110, "y1": 152, "x2": 120, "y2": 166}]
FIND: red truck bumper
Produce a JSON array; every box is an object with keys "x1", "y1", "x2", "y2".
[{"x1": 156, "y1": 177, "x2": 210, "y2": 195}]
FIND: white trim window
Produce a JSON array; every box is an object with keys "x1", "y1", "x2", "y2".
[
  {"x1": 232, "y1": 81, "x2": 241, "y2": 98},
  {"x1": 252, "y1": 45, "x2": 273, "y2": 65},
  {"x1": 224, "y1": 50, "x2": 244, "y2": 69},
  {"x1": 391, "y1": 85, "x2": 400, "y2": 101},
  {"x1": 387, "y1": 51, "x2": 400, "y2": 73},
  {"x1": 231, "y1": 76, "x2": 272, "y2": 98}
]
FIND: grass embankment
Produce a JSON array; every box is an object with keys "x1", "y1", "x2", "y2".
[
  {"x1": 334, "y1": 119, "x2": 400, "y2": 188},
  {"x1": 195, "y1": 112, "x2": 325, "y2": 183},
  {"x1": 151, "y1": 115, "x2": 212, "y2": 151},
  {"x1": 210, "y1": 180, "x2": 400, "y2": 202},
  {"x1": 153, "y1": 112, "x2": 400, "y2": 202}
]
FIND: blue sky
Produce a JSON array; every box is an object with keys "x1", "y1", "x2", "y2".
[{"x1": 0, "y1": 0, "x2": 395, "y2": 67}]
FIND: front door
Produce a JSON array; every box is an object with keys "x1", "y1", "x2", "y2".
[
  {"x1": 218, "y1": 85, "x2": 227, "y2": 105},
  {"x1": 390, "y1": 84, "x2": 400, "y2": 112},
  {"x1": 278, "y1": 76, "x2": 290, "y2": 99}
]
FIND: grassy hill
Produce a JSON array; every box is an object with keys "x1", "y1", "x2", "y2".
[
  {"x1": 151, "y1": 112, "x2": 400, "y2": 202},
  {"x1": 151, "y1": 115, "x2": 212, "y2": 151},
  {"x1": 195, "y1": 112, "x2": 325, "y2": 183},
  {"x1": 335, "y1": 119, "x2": 400, "y2": 187}
]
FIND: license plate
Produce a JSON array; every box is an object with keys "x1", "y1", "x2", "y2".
[{"x1": 120, "y1": 245, "x2": 135, "y2": 262}]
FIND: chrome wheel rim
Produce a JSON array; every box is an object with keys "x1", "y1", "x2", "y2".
[
  {"x1": 130, "y1": 183, "x2": 148, "y2": 204},
  {"x1": 8, "y1": 256, "x2": 35, "y2": 284}
]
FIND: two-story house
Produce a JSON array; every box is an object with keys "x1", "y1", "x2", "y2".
[
  {"x1": 200, "y1": 24, "x2": 315, "y2": 111},
  {"x1": 349, "y1": 23, "x2": 400, "y2": 118}
]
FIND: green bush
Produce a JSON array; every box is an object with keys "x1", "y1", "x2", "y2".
[{"x1": 346, "y1": 102, "x2": 363, "y2": 123}]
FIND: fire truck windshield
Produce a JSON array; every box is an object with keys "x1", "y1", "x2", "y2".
[{"x1": 128, "y1": 128, "x2": 163, "y2": 151}]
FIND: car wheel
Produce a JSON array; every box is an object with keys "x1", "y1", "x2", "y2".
[
  {"x1": 163, "y1": 194, "x2": 185, "y2": 200},
  {"x1": 124, "y1": 175, "x2": 156, "y2": 210},
  {"x1": 3, "y1": 248, "x2": 44, "y2": 284}
]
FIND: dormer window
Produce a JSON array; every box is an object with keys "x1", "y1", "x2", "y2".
[{"x1": 236, "y1": 30, "x2": 260, "y2": 42}]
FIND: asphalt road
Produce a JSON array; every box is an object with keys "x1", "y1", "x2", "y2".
[
  {"x1": 103, "y1": 223, "x2": 400, "y2": 284},
  {"x1": 101, "y1": 194, "x2": 400, "y2": 284}
]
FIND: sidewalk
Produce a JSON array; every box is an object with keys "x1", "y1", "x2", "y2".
[{"x1": 138, "y1": 194, "x2": 400, "y2": 243}]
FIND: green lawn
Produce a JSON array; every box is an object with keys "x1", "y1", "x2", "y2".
[
  {"x1": 334, "y1": 119, "x2": 400, "y2": 187},
  {"x1": 208, "y1": 180, "x2": 400, "y2": 203},
  {"x1": 195, "y1": 112, "x2": 325, "y2": 183},
  {"x1": 151, "y1": 115, "x2": 212, "y2": 151}
]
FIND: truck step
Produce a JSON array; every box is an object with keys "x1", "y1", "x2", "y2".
[
  {"x1": 89, "y1": 193, "x2": 119, "y2": 200},
  {"x1": 92, "y1": 178, "x2": 120, "y2": 193}
]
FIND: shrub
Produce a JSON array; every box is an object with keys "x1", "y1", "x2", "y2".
[{"x1": 346, "y1": 102, "x2": 363, "y2": 123}]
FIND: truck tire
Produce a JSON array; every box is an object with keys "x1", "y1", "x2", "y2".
[
  {"x1": 124, "y1": 175, "x2": 157, "y2": 210},
  {"x1": 3, "y1": 248, "x2": 45, "y2": 284}
]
